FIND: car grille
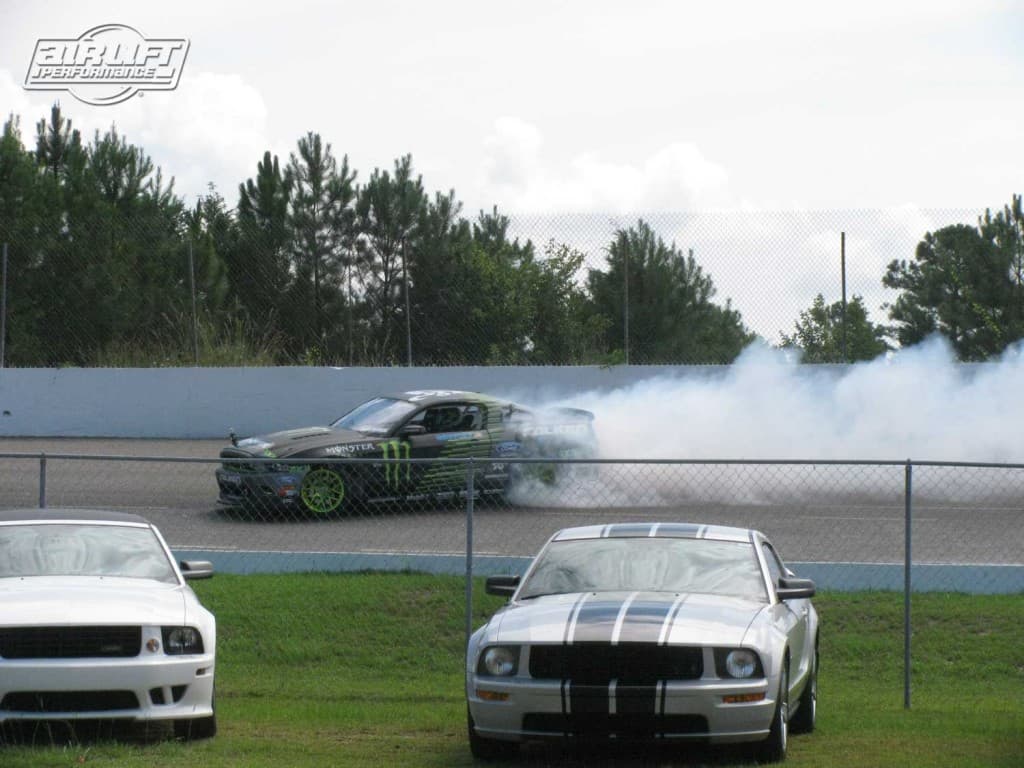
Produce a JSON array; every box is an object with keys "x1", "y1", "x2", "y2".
[
  {"x1": 0, "y1": 626, "x2": 141, "y2": 659},
  {"x1": 219, "y1": 449, "x2": 262, "y2": 473},
  {"x1": 523, "y1": 712, "x2": 708, "y2": 738},
  {"x1": 1, "y1": 691, "x2": 140, "y2": 713},
  {"x1": 528, "y1": 643, "x2": 703, "y2": 682}
]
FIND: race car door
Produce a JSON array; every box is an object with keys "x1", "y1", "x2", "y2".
[{"x1": 396, "y1": 403, "x2": 491, "y2": 495}]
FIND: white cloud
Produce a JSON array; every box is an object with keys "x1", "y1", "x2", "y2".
[
  {"x1": 478, "y1": 118, "x2": 732, "y2": 213},
  {"x1": 0, "y1": 67, "x2": 273, "y2": 205}
]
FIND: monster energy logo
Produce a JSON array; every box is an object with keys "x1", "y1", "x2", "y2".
[{"x1": 381, "y1": 439, "x2": 411, "y2": 488}]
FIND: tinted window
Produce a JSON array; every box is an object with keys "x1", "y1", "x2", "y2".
[
  {"x1": 331, "y1": 397, "x2": 418, "y2": 435},
  {"x1": 519, "y1": 538, "x2": 767, "y2": 601}
]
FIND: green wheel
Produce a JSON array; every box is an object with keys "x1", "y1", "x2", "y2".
[{"x1": 300, "y1": 468, "x2": 346, "y2": 515}]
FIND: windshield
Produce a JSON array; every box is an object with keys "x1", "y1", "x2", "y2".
[
  {"x1": 518, "y1": 537, "x2": 767, "y2": 601},
  {"x1": 331, "y1": 397, "x2": 418, "y2": 435},
  {"x1": 0, "y1": 523, "x2": 178, "y2": 583}
]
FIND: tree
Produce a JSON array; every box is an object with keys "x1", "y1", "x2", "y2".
[
  {"x1": 587, "y1": 219, "x2": 752, "y2": 363},
  {"x1": 235, "y1": 151, "x2": 293, "y2": 338},
  {"x1": 780, "y1": 294, "x2": 889, "y2": 362},
  {"x1": 286, "y1": 132, "x2": 356, "y2": 358},
  {"x1": 35, "y1": 102, "x2": 82, "y2": 180},
  {"x1": 355, "y1": 154, "x2": 425, "y2": 363},
  {"x1": 884, "y1": 211, "x2": 1024, "y2": 360}
]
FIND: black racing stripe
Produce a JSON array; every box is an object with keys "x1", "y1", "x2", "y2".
[
  {"x1": 654, "y1": 523, "x2": 704, "y2": 539},
  {"x1": 615, "y1": 600, "x2": 675, "y2": 644},
  {"x1": 563, "y1": 593, "x2": 589, "y2": 645},
  {"x1": 570, "y1": 599, "x2": 622, "y2": 644},
  {"x1": 615, "y1": 684, "x2": 659, "y2": 716},
  {"x1": 605, "y1": 523, "x2": 656, "y2": 538},
  {"x1": 660, "y1": 595, "x2": 689, "y2": 645}
]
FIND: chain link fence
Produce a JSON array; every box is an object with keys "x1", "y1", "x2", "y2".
[
  {"x1": 2, "y1": 449, "x2": 1022, "y2": 714},
  {"x1": 0, "y1": 208, "x2": 984, "y2": 367}
]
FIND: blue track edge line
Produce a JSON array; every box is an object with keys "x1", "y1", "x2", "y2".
[{"x1": 171, "y1": 550, "x2": 1024, "y2": 594}]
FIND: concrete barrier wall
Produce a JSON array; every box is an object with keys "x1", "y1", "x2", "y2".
[{"x1": 0, "y1": 365, "x2": 736, "y2": 438}]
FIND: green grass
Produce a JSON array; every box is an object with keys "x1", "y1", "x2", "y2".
[{"x1": 2, "y1": 575, "x2": 1022, "y2": 767}]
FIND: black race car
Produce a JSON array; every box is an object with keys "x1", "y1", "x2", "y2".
[{"x1": 215, "y1": 390, "x2": 596, "y2": 516}]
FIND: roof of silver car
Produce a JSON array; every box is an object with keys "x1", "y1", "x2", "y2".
[
  {"x1": 552, "y1": 522, "x2": 754, "y2": 543},
  {"x1": 0, "y1": 508, "x2": 153, "y2": 526}
]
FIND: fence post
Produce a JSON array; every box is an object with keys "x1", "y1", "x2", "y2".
[
  {"x1": 39, "y1": 453, "x2": 47, "y2": 508},
  {"x1": 465, "y1": 458, "x2": 475, "y2": 649},
  {"x1": 904, "y1": 459, "x2": 913, "y2": 709}
]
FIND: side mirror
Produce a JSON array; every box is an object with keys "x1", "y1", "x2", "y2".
[
  {"x1": 398, "y1": 424, "x2": 427, "y2": 437},
  {"x1": 180, "y1": 560, "x2": 215, "y2": 580},
  {"x1": 777, "y1": 576, "x2": 815, "y2": 600},
  {"x1": 485, "y1": 575, "x2": 520, "y2": 597}
]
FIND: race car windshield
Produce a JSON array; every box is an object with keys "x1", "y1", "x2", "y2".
[
  {"x1": 331, "y1": 397, "x2": 419, "y2": 435},
  {"x1": 0, "y1": 523, "x2": 178, "y2": 583},
  {"x1": 518, "y1": 538, "x2": 767, "y2": 602}
]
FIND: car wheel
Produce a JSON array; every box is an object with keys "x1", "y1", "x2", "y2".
[
  {"x1": 467, "y1": 708, "x2": 517, "y2": 760},
  {"x1": 790, "y1": 642, "x2": 817, "y2": 734},
  {"x1": 755, "y1": 657, "x2": 788, "y2": 763},
  {"x1": 300, "y1": 468, "x2": 346, "y2": 516}
]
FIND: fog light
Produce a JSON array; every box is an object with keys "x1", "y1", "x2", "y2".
[
  {"x1": 477, "y1": 689, "x2": 510, "y2": 702},
  {"x1": 146, "y1": 638, "x2": 161, "y2": 653},
  {"x1": 723, "y1": 693, "x2": 766, "y2": 704}
]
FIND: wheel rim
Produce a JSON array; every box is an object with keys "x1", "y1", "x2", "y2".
[{"x1": 301, "y1": 469, "x2": 345, "y2": 514}]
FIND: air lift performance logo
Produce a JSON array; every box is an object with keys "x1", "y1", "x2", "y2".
[{"x1": 25, "y1": 24, "x2": 189, "y2": 106}]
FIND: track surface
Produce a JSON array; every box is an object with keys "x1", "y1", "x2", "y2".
[{"x1": 1, "y1": 438, "x2": 1022, "y2": 565}]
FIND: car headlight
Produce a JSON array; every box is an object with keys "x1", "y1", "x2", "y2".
[
  {"x1": 715, "y1": 648, "x2": 763, "y2": 679},
  {"x1": 162, "y1": 626, "x2": 204, "y2": 655},
  {"x1": 478, "y1": 646, "x2": 519, "y2": 676}
]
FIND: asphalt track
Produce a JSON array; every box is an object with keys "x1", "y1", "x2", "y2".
[{"x1": 1, "y1": 438, "x2": 1022, "y2": 572}]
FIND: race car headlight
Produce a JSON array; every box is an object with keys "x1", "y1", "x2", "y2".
[
  {"x1": 478, "y1": 646, "x2": 519, "y2": 677},
  {"x1": 715, "y1": 648, "x2": 763, "y2": 679},
  {"x1": 162, "y1": 626, "x2": 204, "y2": 655}
]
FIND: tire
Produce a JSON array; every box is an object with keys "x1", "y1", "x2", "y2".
[
  {"x1": 174, "y1": 690, "x2": 217, "y2": 741},
  {"x1": 755, "y1": 657, "x2": 788, "y2": 763},
  {"x1": 790, "y1": 642, "x2": 817, "y2": 734},
  {"x1": 467, "y1": 708, "x2": 517, "y2": 760},
  {"x1": 299, "y1": 467, "x2": 346, "y2": 516}
]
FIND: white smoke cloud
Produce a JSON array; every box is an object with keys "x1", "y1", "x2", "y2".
[{"x1": 507, "y1": 338, "x2": 1024, "y2": 508}]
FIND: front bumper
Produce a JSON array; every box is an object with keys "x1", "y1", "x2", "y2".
[
  {"x1": 215, "y1": 467, "x2": 304, "y2": 508},
  {"x1": 0, "y1": 652, "x2": 215, "y2": 723},
  {"x1": 467, "y1": 674, "x2": 774, "y2": 744}
]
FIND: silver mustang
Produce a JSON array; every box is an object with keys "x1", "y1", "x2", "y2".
[{"x1": 466, "y1": 523, "x2": 818, "y2": 762}]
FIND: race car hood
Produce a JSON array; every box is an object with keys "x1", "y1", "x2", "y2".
[
  {"x1": 0, "y1": 577, "x2": 188, "y2": 626},
  {"x1": 224, "y1": 426, "x2": 373, "y2": 459},
  {"x1": 487, "y1": 591, "x2": 766, "y2": 647}
]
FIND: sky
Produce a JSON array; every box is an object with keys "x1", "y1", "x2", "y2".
[{"x1": 1, "y1": 1, "x2": 1022, "y2": 338}]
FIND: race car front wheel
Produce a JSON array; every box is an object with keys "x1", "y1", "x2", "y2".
[{"x1": 300, "y1": 468, "x2": 346, "y2": 516}]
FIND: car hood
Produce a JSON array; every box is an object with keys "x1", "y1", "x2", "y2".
[
  {"x1": 488, "y1": 591, "x2": 767, "y2": 647},
  {"x1": 223, "y1": 426, "x2": 374, "y2": 459},
  {"x1": 0, "y1": 577, "x2": 188, "y2": 626}
]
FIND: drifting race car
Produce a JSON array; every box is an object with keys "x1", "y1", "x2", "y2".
[{"x1": 215, "y1": 390, "x2": 596, "y2": 516}]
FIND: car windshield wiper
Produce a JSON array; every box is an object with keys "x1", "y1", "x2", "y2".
[{"x1": 518, "y1": 591, "x2": 566, "y2": 600}]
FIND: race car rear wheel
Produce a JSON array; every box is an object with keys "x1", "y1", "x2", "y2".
[{"x1": 300, "y1": 468, "x2": 346, "y2": 516}]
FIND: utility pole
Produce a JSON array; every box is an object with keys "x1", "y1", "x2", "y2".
[
  {"x1": 841, "y1": 232, "x2": 848, "y2": 363},
  {"x1": 1, "y1": 242, "x2": 7, "y2": 369}
]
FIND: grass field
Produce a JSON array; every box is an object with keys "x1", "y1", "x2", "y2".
[{"x1": 2, "y1": 574, "x2": 1022, "y2": 767}]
